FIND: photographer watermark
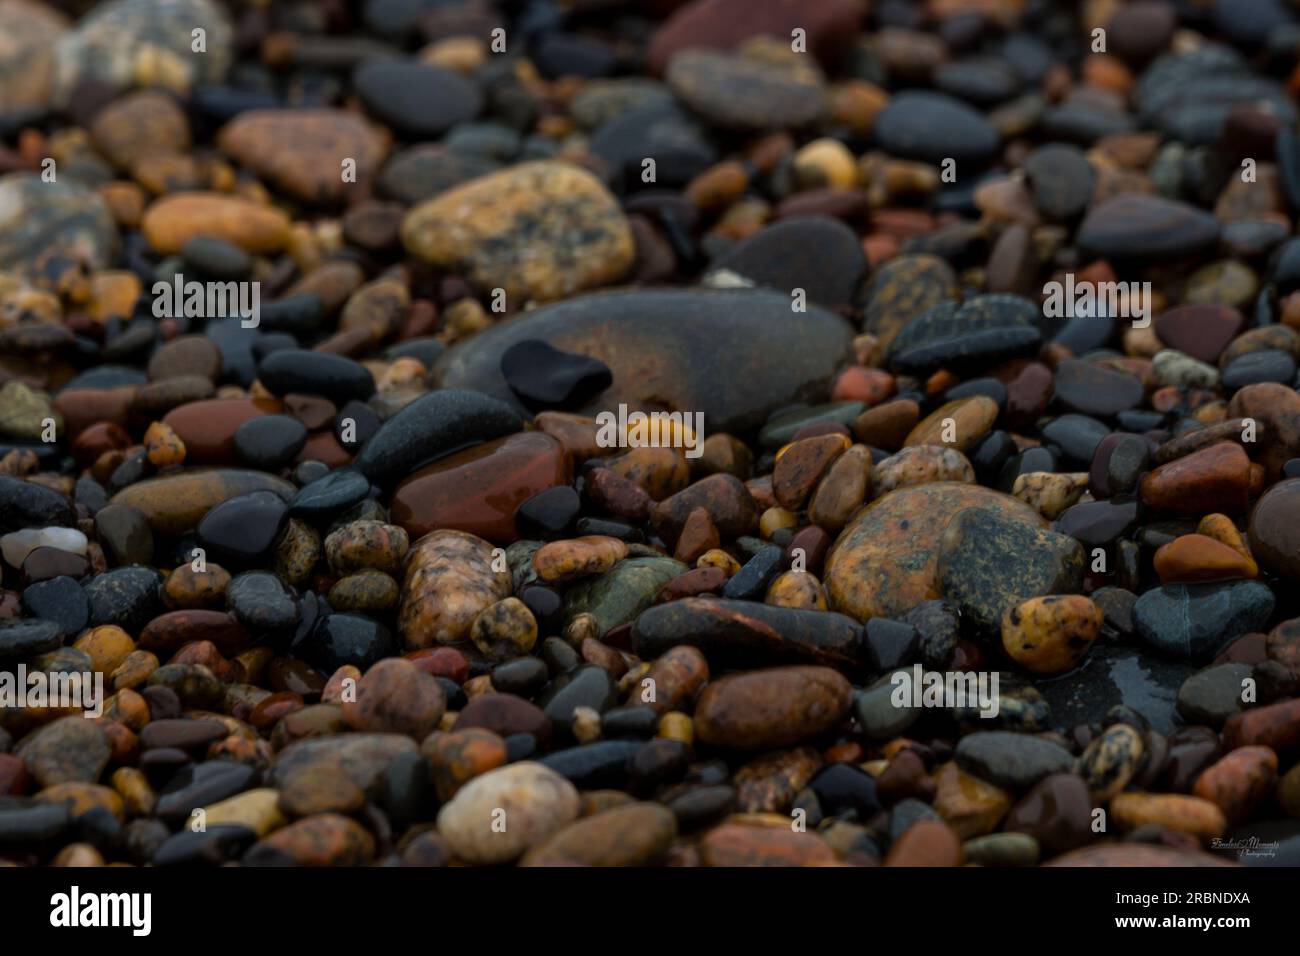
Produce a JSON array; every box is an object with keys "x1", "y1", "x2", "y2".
[
  {"x1": 152, "y1": 273, "x2": 261, "y2": 328},
  {"x1": 891, "y1": 665, "x2": 1000, "y2": 719},
  {"x1": 0, "y1": 664, "x2": 103, "y2": 717},
  {"x1": 595, "y1": 403, "x2": 705, "y2": 459},
  {"x1": 1043, "y1": 274, "x2": 1152, "y2": 328}
]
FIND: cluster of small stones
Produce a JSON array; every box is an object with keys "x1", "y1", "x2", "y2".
[{"x1": 1, "y1": 0, "x2": 1300, "y2": 869}]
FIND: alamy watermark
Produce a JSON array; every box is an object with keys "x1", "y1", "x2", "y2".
[
  {"x1": 1043, "y1": 274, "x2": 1151, "y2": 328},
  {"x1": 0, "y1": 665, "x2": 103, "y2": 717},
  {"x1": 152, "y1": 273, "x2": 261, "y2": 328},
  {"x1": 595, "y1": 403, "x2": 704, "y2": 459},
  {"x1": 891, "y1": 665, "x2": 1000, "y2": 719}
]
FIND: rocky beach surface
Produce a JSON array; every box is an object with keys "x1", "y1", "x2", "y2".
[{"x1": 1, "y1": 0, "x2": 1300, "y2": 868}]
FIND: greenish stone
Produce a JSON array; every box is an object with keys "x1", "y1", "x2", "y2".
[
  {"x1": 936, "y1": 507, "x2": 1083, "y2": 635},
  {"x1": 563, "y1": 556, "x2": 687, "y2": 637},
  {"x1": 757, "y1": 401, "x2": 864, "y2": 450},
  {"x1": 963, "y1": 832, "x2": 1040, "y2": 867}
]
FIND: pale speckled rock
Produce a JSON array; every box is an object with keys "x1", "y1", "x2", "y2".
[
  {"x1": 402, "y1": 162, "x2": 635, "y2": 303},
  {"x1": 0, "y1": 0, "x2": 68, "y2": 114},
  {"x1": 872, "y1": 445, "x2": 974, "y2": 495},
  {"x1": 399, "y1": 529, "x2": 512, "y2": 648},
  {"x1": 436, "y1": 761, "x2": 580, "y2": 865},
  {"x1": 1151, "y1": 349, "x2": 1219, "y2": 389},
  {"x1": 0, "y1": 174, "x2": 117, "y2": 277},
  {"x1": 1012, "y1": 472, "x2": 1088, "y2": 520},
  {"x1": 826, "y1": 483, "x2": 1045, "y2": 623},
  {"x1": 53, "y1": 0, "x2": 232, "y2": 105}
]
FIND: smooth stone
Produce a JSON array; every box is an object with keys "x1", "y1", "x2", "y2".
[
  {"x1": 1054, "y1": 497, "x2": 1139, "y2": 546},
  {"x1": 1023, "y1": 143, "x2": 1094, "y2": 221},
  {"x1": 391, "y1": 432, "x2": 571, "y2": 544},
  {"x1": 1134, "y1": 581, "x2": 1275, "y2": 661},
  {"x1": 665, "y1": 49, "x2": 825, "y2": 132},
  {"x1": 290, "y1": 468, "x2": 371, "y2": 519},
  {"x1": 1, "y1": 526, "x2": 87, "y2": 568},
  {"x1": 515, "y1": 486, "x2": 581, "y2": 540},
  {"x1": 693, "y1": 666, "x2": 852, "y2": 752},
  {"x1": 1053, "y1": 359, "x2": 1144, "y2": 416},
  {"x1": 0, "y1": 619, "x2": 63, "y2": 659},
  {"x1": 217, "y1": 109, "x2": 390, "y2": 205},
  {"x1": 268, "y1": 733, "x2": 416, "y2": 794},
  {"x1": 954, "y1": 731, "x2": 1074, "y2": 790},
  {"x1": 1248, "y1": 479, "x2": 1300, "y2": 581},
  {"x1": 1222, "y1": 350, "x2": 1297, "y2": 389},
  {"x1": 110, "y1": 470, "x2": 295, "y2": 536},
  {"x1": 874, "y1": 91, "x2": 1000, "y2": 165},
  {"x1": 257, "y1": 350, "x2": 376, "y2": 406},
  {"x1": 160, "y1": 398, "x2": 283, "y2": 466},
  {"x1": 21, "y1": 577, "x2": 89, "y2": 639},
  {"x1": 521, "y1": 801, "x2": 677, "y2": 867},
  {"x1": 720, "y1": 545, "x2": 784, "y2": 601},
  {"x1": 376, "y1": 143, "x2": 501, "y2": 205},
  {"x1": 563, "y1": 555, "x2": 687, "y2": 638},
  {"x1": 936, "y1": 508, "x2": 1084, "y2": 635},
  {"x1": 1003, "y1": 773, "x2": 1093, "y2": 856},
  {"x1": 142, "y1": 192, "x2": 290, "y2": 255},
  {"x1": 1137, "y1": 45, "x2": 1293, "y2": 146},
  {"x1": 233, "y1": 415, "x2": 307, "y2": 471},
  {"x1": 710, "y1": 217, "x2": 865, "y2": 310},
  {"x1": 500, "y1": 340, "x2": 612, "y2": 412},
  {"x1": 85, "y1": 565, "x2": 163, "y2": 632},
  {"x1": 1041, "y1": 414, "x2": 1110, "y2": 467},
  {"x1": 537, "y1": 664, "x2": 618, "y2": 739},
  {"x1": 0, "y1": 477, "x2": 76, "y2": 535},
  {"x1": 15, "y1": 717, "x2": 110, "y2": 788},
  {"x1": 352, "y1": 389, "x2": 522, "y2": 485},
  {"x1": 861, "y1": 254, "x2": 958, "y2": 354},
  {"x1": 436, "y1": 288, "x2": 854, "y2": 436},
  {"x1": 398, "y1": 530, "x2": 512, "y2": 648},
  {"x1": 297, "y1": 612, "x2": 396, "y2": 673},
  {"x1": 401, "y1": 161, "x2": 633, "y2": 303},
  {"x1": 889, "y1": 295, "x2": 1042, "y2": 374},
  {"x1": 197, "y1": 491, "x2": 288, "y2": 565},
  {"x1": 1154, "y1": 305, "x2": 1243, "y2": 363},
  {"x1": 538, "y1": 741, "x2": 643, "y2": 788},
  {"x1": 825, "y1": 482, "x2": 1044, "y2": 623},
  {"x1": 632, "y1": 597, "x2": 862, "y2": 669},
  {"x1": 436, "y1": 762, "x2": 578, "y2": 864},
  {"x1": 353, "y1": 58, "x2": 481, "y2": 137},
  {"x1": 1177, "y1": 662, "x2": 1255, "y2": 727},
  {"x1": 1140, "y1": 442, "x2": 1251, "y2": 515},
  {"x1": 1077, "y1": 193, "x2": 1220, "y2": 261},
  {"x1": 226, "y1": 571, "x2": 298, "y2": 638},
  {"x1": 0, "y1": 174, "x2": 116, "y2": 278}
]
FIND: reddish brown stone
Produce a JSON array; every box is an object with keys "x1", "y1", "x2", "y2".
[
  {"x1": 391, "y1": 432, "x2": 571, "y2": 544},
  {"x1": 647, "y1": 0, "x2": 862, "y2": 75},
  {"x1": 884, "y1": 819, "x2": 963, "y2": 866},
  {"x1": 1154, "y1": 305, "x2": 1244, "y2": 363},
  {"x1": 52, "y1": 387, "x2": 136, "y2": 440},
  {"x1": 452, "y1": 693, "x2": 552, "y2": 749},
  {"x1": 1139, "y1": 442, "x2": 1251, "y2": 515},
  {"x1": 137, "y1": 610, "x2": 251, "y2": 657},
  {"x1": 656, "y1": 566, "x2": 728, "y2": 603},
  {"x1": 772, "y1": 434, "x2": 850, "y2": 511},
  {"x1": 161, "y1": 398, "x2": 283, "y2": 466},
  {"x1": 852, "y1": 399, "x2": 919, "y2": 451},
  {"x1": 693, "y1": 666, "x2": 851, "y2": 751},
  {"x1": 342, "y1": 658, "x2": 446, "y2": 739},
  {"x1": 1153, "y1": 533, "x2": 1258, "y2": 583},
  {"x1": 636, "y1": 644, "x2": 709, "y2": 715},
  {"x1": 1227, "y1": 383, "x2": 1300, "y2": 481},
  {"x1": 422, "y1": 728, "x2": 509, "y2": 802},
  {"x1": 1222, "y1": 698, "x2": 1300, "y2": 752},
  {"x1": 698, "y1": 822, "x2": 835, "y2": 866},
  {"x1": 651, "y1": 473, "x2": 759, "y2": 545},
  {"x1": 1192, "y1": 746, "x2": 1277, "y2": 825},
  {"x1": 674, "y1": 506, "x2": 720, "y2": 563}
]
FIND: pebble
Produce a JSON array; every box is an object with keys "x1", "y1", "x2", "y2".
[
  {"x1": 398, "y1": 530, "x2": 512, "y2": 648},
  {"x1": 142, "y1": 192, "x2": 290, "y2": 255},
  {"x1": 826, "y1": 483, "x2": 1043, "y2": 623},
  {"x1": 1133, "y1": 580, "x2": 1275, "y2": 660},
  {"x1": 954, "y1": 732, "x2": 1074, "y2": 790},
  {"x1": 1002, "y1": 595, "x2": 1103, "y2": 676},
  {"x1": 436, "y1": 762, "x2": 579, "y2": 865},
  {"x1": 438, "y1": 288, "x2": 853, "y2": 436},
  {"x1": 218, "y1": 109, "x2": 389, "y2": 205},
  {"x1": 1003, "y1": 773, "x2": 1093, "y2": 856},
  {"x1": 500, "y1": 340, "x2": 612, "y2": 412},
  {"x1": 693, "y1": 666, "x2": 851, "y2": 751},
  {"x1": 666, "y1": 49, "x2": 825, "y2": 132},
  {"x1": 15, "y1": 717, "x2": 110, "y2": 789},
  {"x1": 874, "y1": 91, "x2": 1000, "y2": 165},
  {"x1": 354, "y1": 58, "x2": 482, "y2": 137},
  {"x1": 402, "y1": 162, "x2": 633, "y2": 303},
  {"x1": 936, "y1": 507, "x2": 1083, "y2": 635},
  {"x1": 341, "y1": 658, "x2": 445, "y2": 739}
]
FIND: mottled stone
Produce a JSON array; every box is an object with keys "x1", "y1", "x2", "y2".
[
  {"x1": 693, "y1": 666, "x2": 851, "y2": 751},
  {"x1": 399, "y1": 530, "x2": 512, "y2": 648}
]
